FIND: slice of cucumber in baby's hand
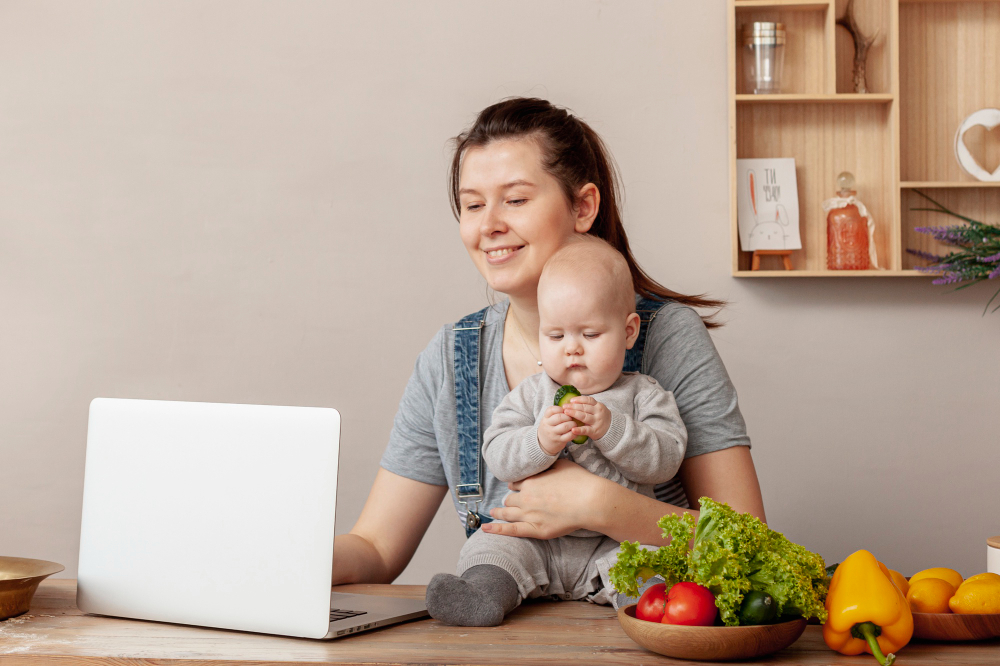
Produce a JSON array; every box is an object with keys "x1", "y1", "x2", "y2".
[{"x1": 554, "y1": 385, "x2": 588, "y2": 444}]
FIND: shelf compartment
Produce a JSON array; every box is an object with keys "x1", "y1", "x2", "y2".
[
  {"x1": 735, "y1": 1, "x2": 832, "y2": 8},
  {"x1": 736, "y1": 93, "x2": 894, "y2": 103},
  {"x1": 901, "y1": 181, "x2": 1000, "y2": 188},
  {"x1": 735, "y1": 2, "x2": 833, "y2": 95},
  {"x1": 899, "y1": 1, "x2": 1000, "y2": 182},
  {"x1": 735, "y1": 102, "x2": 896, "y2": 272},
  {"x1": 835, "y1": 0, "x2": 894, "y2": 95},
  {"x1": 734, "y1": 269, "x2": 922, "y2": 277},
  {"x1": 900, "y1": 187, "x2": 1000, "y2": 270}
]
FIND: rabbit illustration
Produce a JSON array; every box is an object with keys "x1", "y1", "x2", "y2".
[{"x1": 747, "y1": 170, "x2": 790, "y2": 249}]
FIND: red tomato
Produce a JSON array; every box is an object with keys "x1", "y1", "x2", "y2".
[
  {"x1": 661, "y1": 582, "x2": 717, "y2": 626},
  {"x1": 635, "y1": 583, "x2": 667, "y2": 622}
]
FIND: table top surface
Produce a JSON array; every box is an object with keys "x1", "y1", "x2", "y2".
[{"x1": 0, "y1": 580, "x2": 997, "y2": 665}]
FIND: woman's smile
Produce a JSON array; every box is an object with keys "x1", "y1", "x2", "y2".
[{"x1": 483, "y1": 245, "x2": 524, "y2": 264}]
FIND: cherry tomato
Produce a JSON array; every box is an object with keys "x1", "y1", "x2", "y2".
[
  {"x1": 635, "y1": 583, "x2": 667, "y2": 622},
  {"x1": 661, "y1": 582, "x2": 717, "y2": 626}
]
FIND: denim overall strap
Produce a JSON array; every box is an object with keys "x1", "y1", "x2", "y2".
[
  {"x1": 623, "y1": 297, "x2": 669, "y2": 373},
  {"x1": 453, "y1": 305, "x2": 494, "y2": 537},
  {"x1": 612, "y1": 296, "x2": 671, "y2": 609}
]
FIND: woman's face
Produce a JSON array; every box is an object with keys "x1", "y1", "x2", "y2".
[{"x1": 457, "y1": 138, "x2": 598, "y2": 300}]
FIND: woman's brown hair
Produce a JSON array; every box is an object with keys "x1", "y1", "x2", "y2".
[{"x1": 449, "y1": 97, "x2": 724, "y2": 328}]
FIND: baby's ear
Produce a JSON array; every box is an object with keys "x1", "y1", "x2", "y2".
[{"x1": 624, "y1": 312, "x2": 641, "y2": 349}]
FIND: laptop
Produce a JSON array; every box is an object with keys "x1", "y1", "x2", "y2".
[{"x1": 77, "y1": 398, "x2": 428, "y2": 639}]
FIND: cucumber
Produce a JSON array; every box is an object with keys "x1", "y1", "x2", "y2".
[
  {"x1": 738, "y1": 591, "x2": 777, "y2": 626},
  {"x1": 554, "y1": 385, "x2": 588, "y2": 444}
]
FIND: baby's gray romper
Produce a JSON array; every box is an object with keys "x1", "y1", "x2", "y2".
[{"x1": 456, "y1": 371, "x2": 686, "y2": 602}]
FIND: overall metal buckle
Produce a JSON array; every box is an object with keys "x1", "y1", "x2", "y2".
[{"x1": 457, "y1": 485, "x2": 484, "y2": 531}]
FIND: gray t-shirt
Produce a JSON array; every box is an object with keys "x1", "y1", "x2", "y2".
[{"x1": 380, "y1": 297, "x2": 751, "y2": 530}]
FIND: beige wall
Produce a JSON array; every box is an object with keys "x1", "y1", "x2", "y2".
[{"x1": 2, "y1": 0, "x2": 997, "y2": 585}]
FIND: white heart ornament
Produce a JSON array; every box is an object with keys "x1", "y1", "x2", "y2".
[{"x1": 954, "y1": 108, "x2": 1000, "y2": 182}]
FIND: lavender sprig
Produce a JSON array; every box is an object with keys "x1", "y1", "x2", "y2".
[{"x1": 908, "y1": 190, "x2": 1000, "y2": 314}]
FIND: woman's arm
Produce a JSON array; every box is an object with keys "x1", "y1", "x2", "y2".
[
  {"x1": 332, "y1": 468, "x2": 447, "y2": 585},
  {"x1": 484, "y1": 446, "x2": 766, "y2": 544},
  {"x1": 679, "y1": 445, "x2": 766, "y2": 522},
  {"x1": 483, "y1": 459, "x2": 695, "y2": 545}
]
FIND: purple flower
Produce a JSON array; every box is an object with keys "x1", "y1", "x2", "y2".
[
  {"x1": 980, "y1": 252, "x2": 1000, "y2": 263},
  {"x1": 906, "y1": 249, "x2": 944, "y2": 262},
  {"x1": 990, "y1": 265, "x2": 1000, "y2": 280},
  {"x1": 932, "y1": 273, "x2": 965, "y2": 285}
]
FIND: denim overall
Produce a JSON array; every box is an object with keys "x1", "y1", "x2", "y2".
[{"x1": 452, "y1": 298, "x2": 669, "y2": 537}]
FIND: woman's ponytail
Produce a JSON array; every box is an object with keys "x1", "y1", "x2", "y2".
[{"x1": 451, "y1": 97, "x2": 725, "y2": 328}]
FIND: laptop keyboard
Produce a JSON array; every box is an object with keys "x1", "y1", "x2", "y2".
[{"x1": 330, "y1": 608, "x2": 368, "y2": 623}]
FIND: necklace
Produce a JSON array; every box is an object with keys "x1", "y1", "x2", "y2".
[{"x1": 509, "y1": 307, "x2": 543, "y2": 367}]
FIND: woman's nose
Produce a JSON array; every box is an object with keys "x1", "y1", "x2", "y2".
[{"x1": 480, "y1": 203, "x2": 507, "y2": 235}]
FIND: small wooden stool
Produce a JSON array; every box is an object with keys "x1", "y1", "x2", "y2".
[{"x1": 751, "y1": 250, "x2": 793, "y2": 271}]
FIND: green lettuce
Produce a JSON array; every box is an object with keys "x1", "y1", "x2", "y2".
[{"x1": 609, "y1": 498, "x2": 828, "y2": 626}]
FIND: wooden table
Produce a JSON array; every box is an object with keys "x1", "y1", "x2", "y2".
[{"x1": 0, "y1": 580, "x2": 996, "y2": 665}]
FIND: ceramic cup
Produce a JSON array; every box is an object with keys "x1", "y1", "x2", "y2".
[{"x1": 988, "y1": 536, "x2": 1000, "y2": 575}]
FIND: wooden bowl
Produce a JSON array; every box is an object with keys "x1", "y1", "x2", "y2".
[
  {"x1": 617, "y1": 604, "x2": 807, "y2": 661},
  {"x1": 0, "y1": 556, "x2": 64, "y2": 620},
  {"x1": 912, "y1": 611, "x2": 1000, "y2": 641}
]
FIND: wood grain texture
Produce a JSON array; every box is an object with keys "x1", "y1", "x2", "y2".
[
  {"x1": 901, "y1": 187, "x2": 1000, "y2": 269},
  {"x1": 736, "y1": 101, "x2": 895, "y2": 271},
  {"x1": 2, "y1": 581, "x2": 1000, "y2": 665},
  {"x1": 730, "y1": 0, "x2": 1000, "y2": 277},
  {"x1": 737, "y1": 93, "x2": 895, "y2": 102},
  {"x1": 912, "y1": 611, "x2": 1000, "y2": 641},
  {"x1": 617, "y1": 604, "x2": 806, "y2": 661},
  {"x1": 835, "y1": 0, "x2": 892, "y2": 94},
  {"x1": 899, "y1": 1, "x2": 1000, "y2": 183},
  {"x1": 735, "y1": 3, "x2": 831, "y2": 95},
  {"x1": 730, "y1": 0, "x2": 909, "y2": 276}
]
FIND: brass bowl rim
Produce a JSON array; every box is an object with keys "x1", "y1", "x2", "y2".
[{"x1": 0, "y1": 556, "x2": 65, "y2": 584}]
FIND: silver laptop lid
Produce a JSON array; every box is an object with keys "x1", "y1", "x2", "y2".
[{"x1": 78, "y1": 398, "x2": 340, "y2": 639}]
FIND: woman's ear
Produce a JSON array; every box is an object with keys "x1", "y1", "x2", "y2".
[
  {"x1": 624, "y1": 312, "x2": 641, "y2": 349},
  {"x1": 573, "y1": 183, "x2": 600, "y2": 233}
]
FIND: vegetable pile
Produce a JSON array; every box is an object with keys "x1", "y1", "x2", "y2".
[{"x1": 609, "y1": 497, "x2": 829, "y2": 626}]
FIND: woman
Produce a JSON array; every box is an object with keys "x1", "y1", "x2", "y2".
[{"x1": 331, "y1": 98, "x2": 765, "y2": 587}]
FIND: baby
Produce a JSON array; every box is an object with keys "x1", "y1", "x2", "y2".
[{"x1": 426, "y1": 235, "x2": 687, "y2": 626}]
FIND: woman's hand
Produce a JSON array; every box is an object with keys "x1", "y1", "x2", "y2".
[{"x1": 482, "y1": 459, "x2": 600, "y2": 539}]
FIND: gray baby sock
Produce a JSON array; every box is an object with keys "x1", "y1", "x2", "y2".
[{"x1": 425, "y1": 564, "x2": 521, "y2": 626}]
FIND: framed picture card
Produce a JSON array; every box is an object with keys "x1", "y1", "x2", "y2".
[{"x1": 736, "y1": 158, "x2": 802, "y2": 251}]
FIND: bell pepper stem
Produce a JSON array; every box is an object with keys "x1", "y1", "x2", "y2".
[{"x1": 854, "y1": 622, "x2": 895, "y2": 666}]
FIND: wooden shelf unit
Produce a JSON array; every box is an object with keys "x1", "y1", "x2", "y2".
[{"x1": 729, "y1": 0, "x2": 1000, "y2": 276}]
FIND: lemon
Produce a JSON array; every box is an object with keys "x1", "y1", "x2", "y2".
[
  {"x1": 888, "y1": 569, "x2": 909, "y2": 596},
  {"x1": 962, "y1": 572, "x2": 1000, "y2": 586},
  {"x1": 948, "y1": 579, "x2": 1000, "y2": 614},
  {"x1": 906, "y1": 577, "x2": 955, "y2": 613},
  {"x1": 910, "y1": 567, "x2": 963, "y2": 590}
]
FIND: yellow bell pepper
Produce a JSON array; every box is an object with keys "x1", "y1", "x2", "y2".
[{"x1": 823, "y1": 550, "x2": 913, "y2": 666}]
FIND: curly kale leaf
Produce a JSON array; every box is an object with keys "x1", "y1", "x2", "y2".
[
  {"x1": 687, "y1": 498, "x2": 772, "y2": 625},
  {"x1": 608, "y1": 513, "x2": 695, "y2": 597},
  {"x1": 746, "y1": 531, "x2": 829, "y2": 623},
  {"x1": 609, "y1": 499, "x2": 828, "y2": 627}
]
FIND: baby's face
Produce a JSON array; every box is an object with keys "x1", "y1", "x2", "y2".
[{"x1": 537, "y1": 277, "x2": 631, "y2": 395}]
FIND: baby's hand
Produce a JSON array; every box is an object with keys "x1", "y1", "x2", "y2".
[
  {"x1": 562, "y1": 396, "x2": 612, "y2": 441},
  {"x1": 537, "y1": 405, "x2": 577, "y2": 456}
]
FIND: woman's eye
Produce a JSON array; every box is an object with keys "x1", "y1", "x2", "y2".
[
  {"x1": 507, "y1": 198, "x2": 527, "y2": 206},
  {"x1": 465, "y1": 203, "x2": 482, "y2": 212}
]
